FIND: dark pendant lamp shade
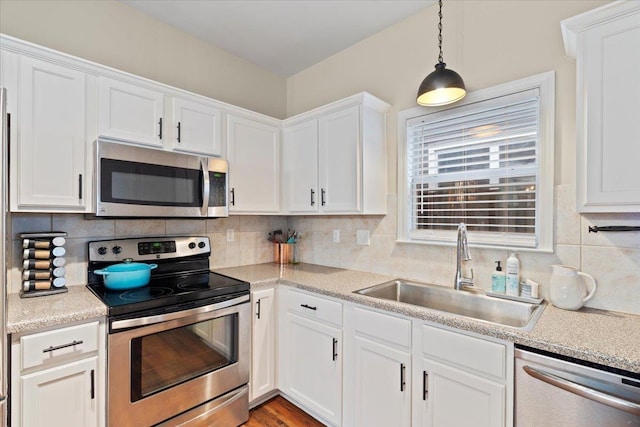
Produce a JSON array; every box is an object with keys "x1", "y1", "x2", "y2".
[
  {"x1": 416, "y1": 0, "x2": 466, "y2": 107},
  {"x1": 417, "y1": 62, "x2": 466, "y2": 106}
]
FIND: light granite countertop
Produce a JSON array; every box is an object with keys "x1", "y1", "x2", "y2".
[
  {"x1": 7, "y1": 286, "x2": 107, "y2": 334},
  {"x1": 7, "y1": 262, "x2": 638, "y2": 373},
  {"x1": 214, "y1": 263, "x2": 640, "y2": 374}
]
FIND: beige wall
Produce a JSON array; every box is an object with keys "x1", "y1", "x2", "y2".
[
  {"x1": 0, "y1": 0, "x2": 287, "y2": 118},
  {"x1": 287, "y1": 1, "x2": 640, "y2": 315},
  {"x1": 2, "y1": 1, "x2": 639, "y2": 314}
]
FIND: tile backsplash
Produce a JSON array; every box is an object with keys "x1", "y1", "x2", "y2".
[
  {"x1": 8, "y1": 184, "x2": 640, "y2": 315},
  {"x1": 8, "y1": 213, "x2": 288, "y2": 294}
]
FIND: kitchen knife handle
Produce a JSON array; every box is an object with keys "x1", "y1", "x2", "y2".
[
  {"x1": 177, "y1": 121, "x2": 181, "y2": 143},
  {"x1": 158, "y1": 117, "x2": 163, "y2": 139}
]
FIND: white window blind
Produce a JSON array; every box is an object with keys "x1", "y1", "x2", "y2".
[{"x1": 406, "y1": 89, "x2": 541, "y2": 247}]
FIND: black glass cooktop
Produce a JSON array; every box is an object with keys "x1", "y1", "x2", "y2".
[{"x1": 87, "y1": 271, "x2": 249, "y2": 317}]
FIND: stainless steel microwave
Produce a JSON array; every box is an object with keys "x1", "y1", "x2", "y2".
[{"x1": 95, "y1": 140, "x2": 228, "y2": 217}]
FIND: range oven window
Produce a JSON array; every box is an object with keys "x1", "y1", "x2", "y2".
[
  {"x1": 130, "y1": 313, "x2": 238, "y2": 401},
  {"x1": 101, "y1": 158, "x2": 202, "y2": 207}
]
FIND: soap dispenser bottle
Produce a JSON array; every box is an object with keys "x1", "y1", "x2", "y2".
[
  {"x1": 506, "y1": 253, "x2": 520, "y2": 296},
  {"x1": 491, "y1": 261, "x2": 506, "y2": 293}
]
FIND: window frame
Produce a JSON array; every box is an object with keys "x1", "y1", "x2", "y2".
[{"x1": 397, "y1": 71, "x2": 555, "y2": 252}]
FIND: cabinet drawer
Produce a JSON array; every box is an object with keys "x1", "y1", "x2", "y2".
[
  {"x1": 422, "y1": 325, "x2": 506, "y2": 379},
  {"x1": 354, "y1": 307, "x2": 411, "y2": 348},
  {"x1": 287, "y1": 288, "x2": 343, "y2": 326},
  {"x1": 21, "y1": 321, "x2": 99, "y2": 370}
]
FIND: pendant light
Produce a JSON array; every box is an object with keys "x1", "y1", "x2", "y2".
[{"x1": 416, "y1": 0, "x2": 466, "y2": 106}]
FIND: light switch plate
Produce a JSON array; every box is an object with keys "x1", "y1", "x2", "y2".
[
  {"x1": 356, "y1": 230, "x2": 370, "y2": 245},
  {"x1": 333, "y1": 229, "x2": 340, "y2": 243},
  {"x1": 226, "y1": 229, "x2": 234, "y2": 243}
]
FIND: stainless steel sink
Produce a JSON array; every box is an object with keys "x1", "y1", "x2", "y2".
[{"x1": 355, "y1": 279, "x2": 545, "y2": 330}]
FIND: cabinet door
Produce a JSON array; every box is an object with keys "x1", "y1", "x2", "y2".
[
  {"x1": 421, "y1": 358, "x2": 506, "y2": 427},
  {"x1": 318, "y1": 105, "x2": 360, "y2": 212},
  {"x1": 283, "y1": 312, "x2": 341, "y2": 426},
  {"x1": 172, "y1": 97, "x2": 222, "y2": 156},
  {"x1": 21, "y1": 356, "x2": 99, "y2": 427},
  {"x1": 15, "y1": 56, "x2": 87, "y2": 210},
  {"x1": 353, "y1": 336, "x2": 411, "y2": 427},
  {"x1": 250, "y1": 287, "x2": 276, "y2": 401},
  {"x1": 227, "y1": 115, "x2": 280, "y2": 213},
  {"x1": 282, "y1": 120, "x2": 319, "y2": 213},
  {"x1": 98, "y1": 76, "x2": 164, "y2": 147},
  {"x1": 578, "y1": 13, "x2": 640, "y2": 211}
]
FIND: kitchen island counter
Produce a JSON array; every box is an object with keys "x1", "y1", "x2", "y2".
[{"x1": 215, "y1": 262, "x2": 640, "y2": 374}]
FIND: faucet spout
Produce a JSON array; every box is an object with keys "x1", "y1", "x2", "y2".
[{"x1": 455, "y1": 223, "x2": 473, "y2": 290}]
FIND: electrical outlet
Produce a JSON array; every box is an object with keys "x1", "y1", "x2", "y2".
[
  {"x1": 356, "y1": 230, "x2": 370, "y2": 246},
  {"x1": 333, "y1": 229, "x2": 340, "y2": 243},
  {"x1": 226, "y1": 229, "x2": 234, "y2": 243}
]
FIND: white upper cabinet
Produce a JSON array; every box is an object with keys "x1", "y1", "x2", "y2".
[
  {"x1": 318, "y1": 106, "x2": 361, "y2": 213},
  {"x1": 562, "y1": 2, "x2": 640, "y2": 212},
  {"x1": 6, "y1": 54, "x2": 90, "y2": 211},
  {"x1": 98, "y1": 76, "x2": 165, "y2": 148},
  {"x1": 282, "y1": 120, "x2": 319, "y2": 213},
  {"x1": 172, "y1": 96, "x2": 222, "y2": 156},
  {"x1": 227, "y1": 114, "x2": 281, "y2": 213},
  {"x1": 282, "y1": 93, "x2": 390, "y2": 215}
]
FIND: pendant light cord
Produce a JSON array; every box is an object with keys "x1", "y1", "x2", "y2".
[{"x1": 437, "y1": 0, "x2": 444, "y2": 64}]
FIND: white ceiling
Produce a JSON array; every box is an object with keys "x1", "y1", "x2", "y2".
[{"x1": 121, "y1": 0, "x2": 433, "y2": 77}]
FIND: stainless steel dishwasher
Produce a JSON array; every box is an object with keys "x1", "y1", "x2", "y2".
[{"x1": 515, "y1": 347, "x2": 640, "y2": 426}]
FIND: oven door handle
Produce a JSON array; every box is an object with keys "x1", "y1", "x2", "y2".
[{"x1": 111, "y1": 294, "x2": 250, "y2": 330}]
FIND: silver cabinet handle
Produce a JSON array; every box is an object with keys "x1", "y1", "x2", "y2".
[
  {"x1": 523, "y1": 365, "x2": 640, "y2": 416},
  {"x1": 43, "y1": 340, "x2": 83, "y2": 353}
]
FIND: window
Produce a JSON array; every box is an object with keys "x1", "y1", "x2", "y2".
[{"x1": 398, "y1": 72, "x2": 555, "y2": 250}]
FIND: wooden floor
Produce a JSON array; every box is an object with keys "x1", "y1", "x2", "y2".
[{"x1": 243, "y1": 396, "x2": 325, "y2": 427}]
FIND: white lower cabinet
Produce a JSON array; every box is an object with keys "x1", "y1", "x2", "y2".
[
  {"x1": 278, "y1": 288, "x2": 342, "y2": 426},
  {"x1": 274, "y1": 287, "x2": 514, "y2": 427},
  {"x1": 250, "y1": 287, "x2": 277, "y2": 402},
  {"x1": 416, "y1": 324, "x2": 513, "y2": 427},
  {"x1": 21, "y1": 356, "x2": 99, "y2": 427},
  {"x1": 420, "y1": 358, "x2": 506, "y2": 427},
  {"x1": 11, "y1": 319, "x2": 106, "y2": 427},
  {"x1": 345, "y1": 306, "x2": 412, "y2": 427}
]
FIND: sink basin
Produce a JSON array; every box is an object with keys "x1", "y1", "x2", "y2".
[{"x1": 355, "y1": 279, "x2": 545, "y2": 330}]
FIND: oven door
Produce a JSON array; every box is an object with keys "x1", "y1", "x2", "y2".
[{"x1": 108, "y1": 296, "x2": 250, "y2": 427}]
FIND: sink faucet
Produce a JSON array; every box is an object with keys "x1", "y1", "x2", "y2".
[{"x1": 455, "y1": 223, "x2": 474, "y2": 290}]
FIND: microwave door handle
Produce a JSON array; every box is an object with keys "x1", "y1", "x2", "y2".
[{"x1": 201, "y1": 158, "x2": 210, "y2": 216}]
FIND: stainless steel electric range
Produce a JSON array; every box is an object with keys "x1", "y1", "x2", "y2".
[{"x1": 87, "y1": 236, "x2": 250, "y2": 427}]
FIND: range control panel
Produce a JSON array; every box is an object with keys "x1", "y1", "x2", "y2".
[{"x1": 88, "y1": 236, "x2": 210, "y2": 262}]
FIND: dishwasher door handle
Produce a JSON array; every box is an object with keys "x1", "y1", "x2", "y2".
[{"x1": 523, "y1": 365, "x2": 640, "y2": 416}]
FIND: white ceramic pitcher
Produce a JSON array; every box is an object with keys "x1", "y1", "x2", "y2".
[{"x1": 549, "y1": 265, "x2": 598, "y2": 310}]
